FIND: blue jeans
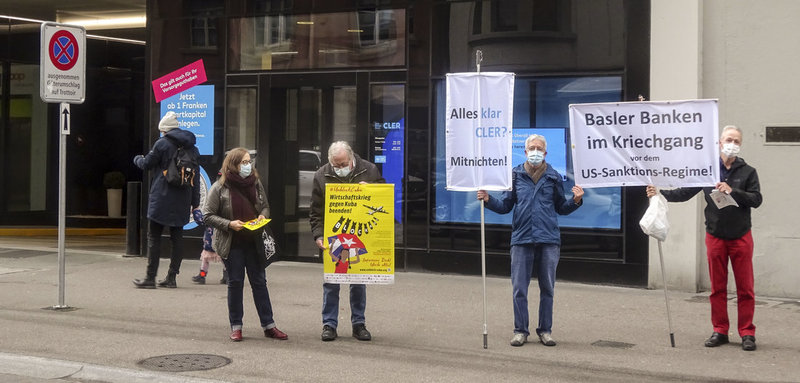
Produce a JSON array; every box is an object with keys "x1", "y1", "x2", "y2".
[
  {"x1": 322, "y1": 283, "x2": 366, "y2": 328},
  {"x1": 510, "y1": 243, "x2": 560, "y2": 336},
  {"x1": 223, "y1": 238, "x2": 275, "y2": 330}
]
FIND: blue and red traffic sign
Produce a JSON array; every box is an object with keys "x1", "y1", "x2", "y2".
[
  {"x1": 49, "y1": 30, "x2": 80, "y2": 71},
  {"x1": 40, "y1": 23, "x2": 86, "y2": 104}
]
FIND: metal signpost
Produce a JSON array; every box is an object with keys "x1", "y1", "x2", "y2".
[{"x1": 40, "y1": 22, "x2": 86, "y2": 310}]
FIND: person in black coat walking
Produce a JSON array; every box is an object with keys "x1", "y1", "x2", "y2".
[{"x1": 133, "y1": 111, "x2": 200, "y2": 288}]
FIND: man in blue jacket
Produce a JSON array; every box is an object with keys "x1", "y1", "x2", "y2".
[
  {"x1": 477, "y1": 134, "x2": 583, "y2": 347},
  {"x1": 132, "y1": 111, "x2": 200, "y2": 289}
]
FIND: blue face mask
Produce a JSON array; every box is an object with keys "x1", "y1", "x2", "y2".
[
  {"x1": 527, "y1": 150, "x2": 544, "y2": 165},
  {"x1": 239, "y1": 163, "x2": 252, "y2": 178}
]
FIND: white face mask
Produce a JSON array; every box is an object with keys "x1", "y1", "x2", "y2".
[
  {"x1": 334, "y1": 166, "x2": 351, "y2": 178},
  {"x1": 527, "y1": 150, "x2": 544, "y2": 165},
  {"x1": 721, "y1": 143, "x2": 740, "y2": 157},
  {"x1": 239, "y1": 163, "x2": 252, "y2": 178}
]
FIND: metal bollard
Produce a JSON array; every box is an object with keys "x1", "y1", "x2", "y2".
[{"x1": 125, "y1": 181, "x2": 142, "y2": 256}]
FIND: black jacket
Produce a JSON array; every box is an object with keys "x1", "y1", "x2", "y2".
[
  {"x1": 309, "y1": 154, "x2": 384, "y2": 239},
  {"x1": 660, "y1": 157, "x2": 762, "y2": 240}
]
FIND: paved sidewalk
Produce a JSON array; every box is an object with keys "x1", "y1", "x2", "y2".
[{"x1": 1, "y1": 235, "x2": 799, "y2": 382}]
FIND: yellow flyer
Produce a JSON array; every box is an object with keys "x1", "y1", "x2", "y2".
[
  {"x1": 243, "y1": 218, "x2": 270, "y2": 230},
  {"x1": 323, "y1": 183, "x2": 394, "y2": 284}
]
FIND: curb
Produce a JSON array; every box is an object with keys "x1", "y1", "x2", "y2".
[
  {"x1": 0, "y1": 228, "x2": 125, "y2": 236},
  {"x1": 0, "y1": 352, "x2": 227, "y2": 383}
]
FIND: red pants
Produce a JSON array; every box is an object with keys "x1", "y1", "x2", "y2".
[{"x1": 705, "y1": 231, "x2": 755, "y2": 337}]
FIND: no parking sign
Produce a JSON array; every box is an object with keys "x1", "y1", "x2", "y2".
[
  {"x1": 40, "y1": 22, "x2": 86, "y2": 104},
  {"x1": 39, "y1": 22, "x2": 87, "y2": 310}
]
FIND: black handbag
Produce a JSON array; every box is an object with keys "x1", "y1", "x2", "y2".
[{"x1": 233, "y1": 185, "x2": 279, "y2": 267}]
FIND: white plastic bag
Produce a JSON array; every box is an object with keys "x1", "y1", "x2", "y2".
[{"x1": 639, "y1": 194, "x2": 670, "y2": 241}]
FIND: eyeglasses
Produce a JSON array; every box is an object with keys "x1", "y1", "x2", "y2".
[{"x1": 241, "y1": 160, "x2": 251, "y2": 165}]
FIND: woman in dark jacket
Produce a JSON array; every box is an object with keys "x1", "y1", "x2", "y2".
[
  {"x1": 132, "y1": 111, "x2": 200, "y2": 288},
  {"x1": 203, "y1": 147, "x2": 288, "y2": 342}
]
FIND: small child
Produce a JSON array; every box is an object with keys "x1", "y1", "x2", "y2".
[{"x1": 191, "y1": 209, "x2": 227, "y2": 284}]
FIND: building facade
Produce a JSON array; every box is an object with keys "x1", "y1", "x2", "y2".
[
  {"x1": 650, "y1": 0, "x2": 800, "y2": 298},
  {"x1": 3, "y1": 0, "x2": 797, "y2": 297},
  {"x1": 145, "y1": 0, "x2": 652, "y2": 286}
]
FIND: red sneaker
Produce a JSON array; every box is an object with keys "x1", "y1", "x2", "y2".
[
  {"x1": 265, "y1": 327, "x2": 288, "y2": 340},
  {"x1": 230, "y1": 329, "x2": 242, "y2": 342}
]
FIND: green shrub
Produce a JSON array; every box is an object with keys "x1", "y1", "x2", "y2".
[{"x1": 103, "y1": 171, "x2": 126, "y2": 189}]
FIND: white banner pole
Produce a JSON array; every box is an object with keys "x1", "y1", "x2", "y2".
[
  {"x1": 658, "y1": 240, "x2": 676, "y2": 347},
  {"x1": 475, "y1": 50, "x2": 489, "y2": 349}
]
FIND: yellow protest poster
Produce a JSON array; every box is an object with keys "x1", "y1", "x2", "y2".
[{"x1": 323, "y1": 183, "x2": 394, "y2": 284}]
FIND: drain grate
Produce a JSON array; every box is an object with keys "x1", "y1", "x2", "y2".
[
  {"x1": 138, "y1": 354, "x2": 231, "y2": 372},
  {"x1": 685, "y1": 295, "x2": 707, "y2": 303},
  {"x1": 591, "y1": 340, "x2": 635, "y2": 349}
]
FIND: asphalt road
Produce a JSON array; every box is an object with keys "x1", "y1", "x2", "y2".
[{"x1": 1, "y1": 236, "x2": 799, "y2": 382}]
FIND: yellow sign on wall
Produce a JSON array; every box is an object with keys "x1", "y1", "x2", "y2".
[{"x1": 323, "y1": 183, "x2": 394, "y2": 284}]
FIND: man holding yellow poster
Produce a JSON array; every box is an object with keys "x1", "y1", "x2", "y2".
[{"x1": 309, "y1": 141, "x2": 391, "y2": 342}]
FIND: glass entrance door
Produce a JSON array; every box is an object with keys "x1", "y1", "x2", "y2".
[{"x1": 265, "y1": 74, "x2": 358, "y2": 260}]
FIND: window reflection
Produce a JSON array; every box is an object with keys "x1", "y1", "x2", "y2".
[
  {"x1": 230, "y1": 9, "x2": 405, "y2": 71},
  {"x1": 433, "y1": 76, "x2": 624, "y2": 230}
]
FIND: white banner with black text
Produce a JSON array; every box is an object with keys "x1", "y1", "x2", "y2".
[
  {"x1": 568, "y1": 99, "x2": 719, "y2": 188},
  {"x1": 445, "y1": 72, "x2": 515, "y2": 191}
]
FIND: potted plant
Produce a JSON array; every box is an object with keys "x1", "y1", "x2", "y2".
[{"x1": 103, "y1": 171, "x2": 126, "y2": 218}]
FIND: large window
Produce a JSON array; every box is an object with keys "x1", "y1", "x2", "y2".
[
  {"x1": 225, "y1": 88, "x2": 257, "y2": 149},
  {"x1": 4, "y1": 64, "x2": 48, "y2": 212},
  {"x1": 189, "y1": 1, "x2": 222, "y2": 49},
  {"x1": 433, "y1": 76, "x2": 623, "y2": 230},
  {"x1": 229, "y1": 9, "x2": 405, "y2": 71}
]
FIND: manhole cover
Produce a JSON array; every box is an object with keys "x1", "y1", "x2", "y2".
[
  {"x1": 138, "y1": 354, "x2": 231, "y2": 372},
  {"x1": 41, "y1": 306, "x2": 79, "y2": 312},
  {"x1": 591, "y1": 340, "x2": 635, "y2": 349}
]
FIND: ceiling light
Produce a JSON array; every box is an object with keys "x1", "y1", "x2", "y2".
[{"x1": 60, "y1": 16, "x2": 146, "y2": 29}]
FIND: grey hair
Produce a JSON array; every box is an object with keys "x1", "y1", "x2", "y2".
[
  {"x1": 720, "y1": 125, "x2": 743, "y2": 140},
  {"x1": 328, "y1": 141, "x2": 354, "y2": 163},
  {"x1": 525, "y1": 134, "x2": 547, "y2": 151}
]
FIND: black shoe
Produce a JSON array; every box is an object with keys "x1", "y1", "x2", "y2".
[
  {"x1": 352, "y1": 323, "x2": 372, "y2": 341},
  {"x1": 157, "y1": 273, "x2": 177, "y2": 288},
  {"x1": 220, "y1": 269, "x2": 228, "y2": 285},
  {"x1": 321, "y1": 325, "x2": 337, "y2": 341},
  {"x1": 704, "y1": 332, "x2": 729, "y2": 347},
  {"x1": 742, "y1": 335, "x2": 756, "y2": 351},
  {"x1": 191, "y1": 274, "x2": 206, "y2": 284},
  {"x1": 132, "y1": 277, "x2": 156, "y2": 289}
]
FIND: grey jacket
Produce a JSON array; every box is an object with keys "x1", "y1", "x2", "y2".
[{"x1": 202, "y1": 179, "x2": 270, "y2": 259}]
